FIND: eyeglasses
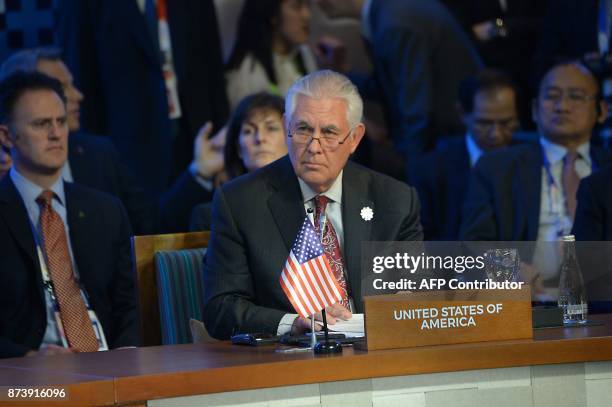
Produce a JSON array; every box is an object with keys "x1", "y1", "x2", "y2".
[
  {"x1": 287, "y1": 126, "x2": 353, "y2": 149},
  {"x1": 541, "y1": 89, "x2": 598, "y2": 106}
]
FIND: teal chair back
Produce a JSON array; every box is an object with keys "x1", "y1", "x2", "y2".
[{"x1": 155, "y1": 248, "x2": 207, "y2": 344}]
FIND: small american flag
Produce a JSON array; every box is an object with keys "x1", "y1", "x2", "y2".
[{"x1": 279, "y1": 217, "x2": 344, "y2": 318}]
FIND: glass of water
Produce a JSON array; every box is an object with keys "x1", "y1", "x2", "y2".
[{"x1": 483, "y1": 248, "x2": 520, "y2": 283}]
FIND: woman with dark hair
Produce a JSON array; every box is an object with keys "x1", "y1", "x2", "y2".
[
  {"x1": 225, "y1": 0, "x2": 315, "y2": 109},
  {"x1": 189, "y1": 92, "x2": 287, "y2": 230}
]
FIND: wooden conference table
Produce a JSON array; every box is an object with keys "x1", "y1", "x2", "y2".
[{"x1": 2, "y1": 314, "x2": 612, "y2": 406}]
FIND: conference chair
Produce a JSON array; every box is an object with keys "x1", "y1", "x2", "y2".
[{"x1": 132, "y1": 232, "x2": 210, "y2": 346}]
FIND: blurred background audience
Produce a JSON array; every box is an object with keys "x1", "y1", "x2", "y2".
[
  {"x1": 413, "y1": 69, "x2": 520, "y2": 241},
  {"x1": 0, "y1": 0, "x2": 611, "y2": 244}
]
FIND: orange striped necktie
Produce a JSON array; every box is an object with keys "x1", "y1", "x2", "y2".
[
  {"x1": 562, "y1": 151, "x2": 580, "y2": 222},
  {"x1": 36, "y1": 190, "x2": 98, "y2": 352}
]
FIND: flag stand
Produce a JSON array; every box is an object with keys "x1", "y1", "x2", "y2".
[{"x1": 314, "y1": 309, "x2": 342, "y2": 354}]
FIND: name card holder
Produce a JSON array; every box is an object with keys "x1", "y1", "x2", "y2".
[{"x1": 364, "y1": 287, "x2": 532, "y2": 351}]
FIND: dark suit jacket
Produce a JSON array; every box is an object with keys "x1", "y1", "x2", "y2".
[
  {"x1": 573, "y1": 165, "x2": 612, "y2": 241},
  {"x1": 460, "y1": 142, "x2": 612, "y2": 241},
  {"x1": 359, "y1": 0, "x2": 481, "y2": 161},
  {"x1": 413, "y1": 137, "x2": 471, "y2": 240},
  {"x1": 0, "y1": 177, "x2": 139, "y2": 358},
  {"x1": 69, "y1": 132, "x2": 157, "y2": 234},
  {"x1": 159, "y1": 171, "x2": 214, "y2": 233},
  {"x1": 189, "y1": 201, "x2": 213, "y2": 232},
  {"x1": 59, "y1": 0, "x2": 228, "y2": 196},
  {"x1": 443, "y1": 0, "x2": 546, "y2": 76},
  {"x1": 203, "y1": 156, "x2": 423, "y2": 339},
  {"x1": 69, "y1": 132, "x2": 213, "y2": 234}
]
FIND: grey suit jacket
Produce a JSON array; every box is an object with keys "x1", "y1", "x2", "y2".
[{"x1": 203, "y1": 156, "x2": 423, "y2": 339}]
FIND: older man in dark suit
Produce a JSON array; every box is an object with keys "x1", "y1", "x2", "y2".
[
  {"x1": 203, "y1": 71, "x2": 423, "y2": 339},
  {"x1": 0, "y1": 72, "x2": 138, "y2": 358}
]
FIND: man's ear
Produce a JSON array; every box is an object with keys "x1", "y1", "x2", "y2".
[
  {"x1": 0, "y1": 125, "x2": 13, "y2": 150},
  {"x1": 349, "y1": 123, "x2": 365, "y2": 154},
  {"x1": 597, "y1": 99, "x2": 608, "y2": 124}
]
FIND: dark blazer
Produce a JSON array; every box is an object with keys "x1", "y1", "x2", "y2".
[
  {"x1": 203, "y1": 156, "x2": 423, "y2": 339},
  {"x1": 0, "y1": 177, "x2": 139, "y2": 358},
  {"x1": 359, "y1": 0, "x2": 481, "y2": 160},
  {"x1": 69, "y1": 132, "x2": 157, "y2": 235},
  {"x1": 59, "y1": 0, "x2": 229, "y2": 196},
  {"x1": 159, "y1": 171, "x2": 214, "y2": 233},
  {"x1": 69, "y1": 132, "x2": 213, "y2": 234},
  {"x1": 460, "y1": 142, "x2": 612, "y2": 241},
  {"x1": 573, "y1": 166, "x2": 612, "y2": 241},
  {"x1": 413, "y1": 137, "x2": 471, "y2": 240},
  {"x1": 189, "y1": 201, "x2": 213, "y2": 232}
]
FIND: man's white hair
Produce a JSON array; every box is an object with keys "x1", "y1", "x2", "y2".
[{"x1": 285, "y1": 70, "x2": 363, "y2": 129}]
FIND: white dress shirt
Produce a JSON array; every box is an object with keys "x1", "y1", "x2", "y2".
[{"x1": 10, "y1": 169, "x2": 79, "y2": 347}]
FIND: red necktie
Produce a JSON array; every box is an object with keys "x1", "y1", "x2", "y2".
[
  {"x1": 562, "y1": 151, "x2": 580, "y2": 221},
  {"x1": 37, "y1": 190, "x2": 99, "y2": 352},
  {"x1": 313, "y1": 195, "x2": 351, "y2": 310}
]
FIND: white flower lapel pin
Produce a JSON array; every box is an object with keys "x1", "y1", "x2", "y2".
[{"x1": 360, "y1": 206, "x2": 374, "y2": 221}]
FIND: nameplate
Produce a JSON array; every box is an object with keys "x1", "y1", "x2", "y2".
[{"x1": 364, "y1": 287, "x2": 532, "y2": 351}]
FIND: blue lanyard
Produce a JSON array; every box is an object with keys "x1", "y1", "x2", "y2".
[
  {"x1": 29, "y1": 218, "x2": 93, "y2": 310},
  {"x1": 541, "y1": 150, "x2": 569, "y2": 237},
  {"x1": 541, "y1": 149, "x2": 556, "y2": 191}
]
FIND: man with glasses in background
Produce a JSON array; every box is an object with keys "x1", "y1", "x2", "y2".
[
  {"x1": 461, "y1": 61, "x2": 612, "y2": 241},
  {"x1": 202, "y1": 70, "x2": 423, "y2": 339},
  {"x1": 414, "y1": 69, "x2": 520, "y2": 240}
]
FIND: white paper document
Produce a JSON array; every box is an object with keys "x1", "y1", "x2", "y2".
[{"x1": 316, "y1": 313, "x2": 364, "y2": 338}]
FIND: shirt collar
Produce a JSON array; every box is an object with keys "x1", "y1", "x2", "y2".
[
  {"x1": 539, "y1": 136, "x2": 591, "y2": 167},
  {"x1": 9, "y1": 167, "x2": 66, "y2": 207},
  {"x1": 465, "y1": 132, "x2": 485, "y2": 167},
  {"x1": 361, "y1": 0, "x2": 374, "y2": 41},
  {"x1": 298, "y1": 170, "x2": 343, "y2": 204}
]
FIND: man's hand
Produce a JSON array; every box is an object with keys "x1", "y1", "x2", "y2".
[
  {"x1": 313, "y1": 302, "x2": 352, "y2": 325},
  {"x1": 315, "y1": 36, "x2": 349, "y2": 72},
  {"x1": 520, "y1": 262, "x2": 544, "y2": 295},
  {"x1": 472, "y1": 21, "x2": 496, "y2": 42},
  {"x1": 26, "y1": 344, "x2": 75, "y2": 357},
  {"x1": 191, "y1": 121, "x2": 227, "y2": 180},
  {"x1": 290, "y1": 303, "x2": 352, "y2": 335}
]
